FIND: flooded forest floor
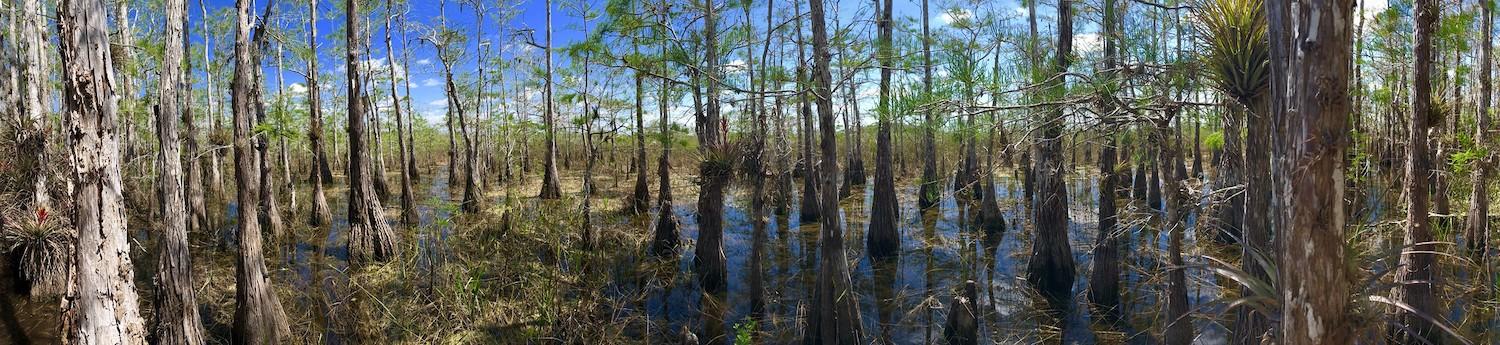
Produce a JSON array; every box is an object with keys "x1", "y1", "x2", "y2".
[{"x1": 1, "y1": 158, "x2": 1497, "y2": 344}]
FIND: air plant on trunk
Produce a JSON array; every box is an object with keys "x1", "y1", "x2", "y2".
[{"x1": 2, "y1": 207, "x2": 73, "y2": 296}]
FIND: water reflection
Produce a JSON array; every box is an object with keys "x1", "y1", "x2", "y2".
[{"x1": 618, "y1": 175, "x2": 1231, "y2": 344}]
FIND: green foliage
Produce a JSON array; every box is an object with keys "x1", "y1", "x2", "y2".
[
  {"x1": 1203, "y1": 130, "x2": 1226, "y2": 152},
  {"x1": 733, "y1": 320, "x2": 756, "y2": 345}
]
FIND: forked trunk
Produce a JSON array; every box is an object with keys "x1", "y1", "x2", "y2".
[{"x1": 229, "y1": 0, "x2": 290, "y2": 341}]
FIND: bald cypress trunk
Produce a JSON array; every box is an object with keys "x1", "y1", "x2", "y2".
[
  {"x1": 805, "y1": 0, "x2": 863, "y2": 341},
  {"x1": 184, "y1": 16, "x2": 209, "y2": 238},
  {"x1": 345, "y1": 0, "x2": 400, "y2": 264},
  {"x1": 1024, "y1": 0, "x2": 1076, "y2": 306},
  {"x1": 386, "y1": 0, "x2": 416, "y2": 225},
  {"x1": 796, "y1": 1, "x2": 821, "y2": 222},
  {"x1": 1395, "y1": 0, "x2": 1439, "y2": 340},
  {"x1": 1464, "y1": 0, "x2": 1492, "y2": 260},
  {"x1": 1087, "y1": 0, "x2": 1121, "y2": 317},
  {"x1": 538, "y1": 0, "x2": 563, "y2": 200},
  {"x1": 20, "y1": 0, "x2": 49, "y2": 212},
  {"x1": 649, "y1": 11, "x2": 680, "y2": 256},
  {"x1": 1156, "y1": 116, "x2": 1193, "y2": 345},
  {"x1": 229, "y1": 0, "x2": 290, "y2": 341},
  {"x1": 866, "y1": 0, "x2": 900, "y2": 260},
  {"x1": 151, "y1": 0, "x2": 207, "y2": 342},
  {"x1": 916, "y1": 0, "x2": 939, "y2": 210},
  {"x1": 694, "y1": 0, "x2": 729, "y2": 294},
  {"x1": 629, "y1": 69, "x2": 651, "y2": 214},
  {"x1": 58, "y1": 0, "x2": 148, "y2": 341},
  {"x1": 1273, "y1": 0, "x2": 1355, "y2": 341},
  {"x1": 306, "y1": 0, "x2": 333, "y2": 227}
]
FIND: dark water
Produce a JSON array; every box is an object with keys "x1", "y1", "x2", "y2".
[
  {"x1": 613, "y1": 175, "x2": 1233, "y2": 344},
  {"x1": 2, "y1": 167, "x2": 1494, "y2": 344}
]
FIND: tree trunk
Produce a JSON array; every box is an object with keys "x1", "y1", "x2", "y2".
[
  {"x1": 184, "y1": 17, "x2": 209, "y2": 238},
  {"x1": 386, "y1": 0, "x2": 417, "y2": 225},
  {"x1": 306, "y1": 0, "x2": 333, "y2": 227},
  {"x1": 1217, "y1": 98, "x2": 1245, "y2": 245},
  {"x1": 21, "y1": 0, "x2": 49, "y2": 212},
  {"x1": 1464, "y1": 0, "x2": 1492, "y2": 260},
  {"x1": 1395, "y1": 0, "x2": 1440, "y2": 340},
  {"x1": 797, "y1": 2, "x2": 821, "y2": 223},
  {"x1": 1155, "y1": 116, "x2": 1193, "y2": 345},
  {"x1": 253, "y1": 31, "x2": 285, "y2": 240},
  {"x1": 917, "y1": 0, "x2": 939, "y2": 210},
  {"x1": 1234, "y1": 94, "x2": 1272, "y2": 345},
  {"x1": 629, "y1": 69, "x2": 651, "y2": 214},
  {"x1": 151, "y1": 0, "x2": 208, "y2": 341},
  {"x1": 866, "y1": 0, "x2": 900, "y2": 260},
  {"x1": 275, "y1": 46, "x2": 296, "y2": 214},
  {"x1": 1087, "y1": 0, "x2": 1121, "y2": 317},
  {"x1": 58, "y1": 0, "x2": 148, "y2": 341},
  {"x1": 399, "y1": 9, "x2": 420, "y2": 183},
  {"x1": 805, "y1": 0, "x2": 864, "y2": 341},
  {"x1": 445, "y1": 49, "x2": 479, "y2": 214},
  {"x1": 538, "y1": 0, "x2": 563, "y2": 199},
  {"x1": 1273, "y1": 0, "x2": 1355, "y2": 341},
  {"x1": 1024, "y1": 0, "x2": 1076, "y2": 307},
  {"x1": 694, "y1": 0, "x2": 729, "y2": 294},
  {"x1": 230, "y1": 0, "x2": 290, "y2": 341},
  {"x1": 346, "y1": 0, "x2": 400, "y2": 264},
  {"x1": 650, "y1": 14, "x2": 680, "y2": 257}
]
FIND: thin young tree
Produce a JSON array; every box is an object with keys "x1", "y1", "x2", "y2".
[
  {"x1": 346, "y1": 0, "x2": 401, "y2": 263},
  {"x1": 20, "y1": 0, "x2": 49, "y2": 212},
  {"x1": 917, "y1": 0, "x2": 939, "y2": 210},
  {"x1": 627, "y1": 3, "x2": 651, "y2": 214},
  {"x1": 152, "y1": 0, "x2": 207, "y2": 341},
  {"x1": 58, "y1": 0, "x2": 147, "y2": 341},
  {"x1": 805, "y1": 0, "x2": 864, "y2": 341},
  {"x1": 538, "y1": 0, "x2": 564, "y2": 199},
  {"x1": 307, "y1": 0, "x2": 334, "y2": 227},
  {"x1": 386, "y1": 0, "x2": 417, "y2": 225},
  {"x1": 184, "y1": 6, "x2": 210, "y2": 239},
  {"x1": 1463, "y1": 0, "x2": 1492, "y2": 260},
  {"x1": 648, "y1": 5, "x2": 679, "y2": 257}
]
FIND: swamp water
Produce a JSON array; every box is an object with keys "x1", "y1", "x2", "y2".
[{"x1": 2, "y1": 167, "x2": 1496, "y2": 344}]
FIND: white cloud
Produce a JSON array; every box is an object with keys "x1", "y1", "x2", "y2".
[
  {"x1": 1359, "y1": 0, "x2": 1388, "y2": 27},
  {"x1": 417, "y1": 58, "x2": 432, "y2": 65},
  {"x1": 287, "y1": 83, "x2": 308, "y2": 95},
  {"x1": 938, "y1": 9, "x2": 972, "y2": 26},
  {"x1": 428, "y1": 98, "x2": 447, "y2": 107},
  {"x1": 422, "y1": 78, "x2": 443, "y2": 87},
  {"x1": 1074, "y1": 33, "x2": 1102, "y2": 54},
  {"x1": 725, "y1": 59, "x2": 747, "y2": 71}
]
